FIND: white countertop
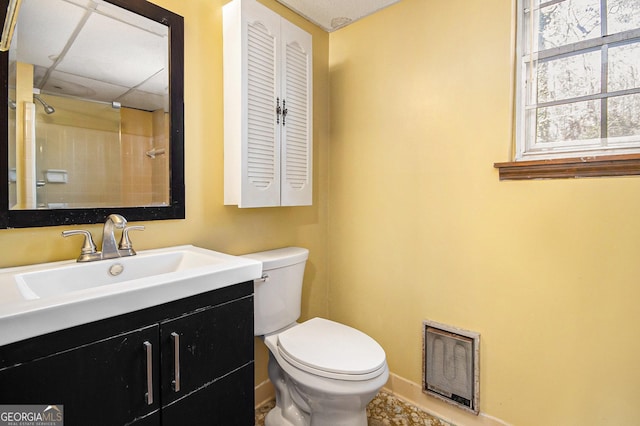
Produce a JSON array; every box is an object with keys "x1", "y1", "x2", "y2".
[{"x1": 0, "y1": 245, "x2": 262, "y2": 346}]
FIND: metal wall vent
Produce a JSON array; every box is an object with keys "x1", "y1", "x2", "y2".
[{"x1": 422, "y1": 320, "x2": 480, "y2": 414}]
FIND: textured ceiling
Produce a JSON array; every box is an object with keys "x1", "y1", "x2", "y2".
[{"x1": 276, "y1": 0, "x2": 402, "y2": 32}]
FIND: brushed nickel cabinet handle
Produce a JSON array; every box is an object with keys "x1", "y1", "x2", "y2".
[
  {"x1": 143, "y1": 341, "x2": 153, "y2": 405},
  {"x1": 171, "y1": 332, "x2": 181, "y2": 392}
]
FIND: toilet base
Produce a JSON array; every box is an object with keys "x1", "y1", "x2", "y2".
[
  {"x1": 265, "y1": 405, "x2": 367, "y2": 426},
  {"x1": 265, "y1": 406, "x2": 295, "y2": 426}
]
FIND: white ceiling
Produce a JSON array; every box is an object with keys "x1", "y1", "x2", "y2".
[{"x1": 276, "y1": 0, "x2": 402, "y2": 32}]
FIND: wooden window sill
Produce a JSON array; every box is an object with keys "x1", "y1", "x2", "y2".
[{"x1": 494, "y1": 154, "x2": 640, "y2": 180}]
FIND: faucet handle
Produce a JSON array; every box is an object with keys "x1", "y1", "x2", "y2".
[
  {"x1": 119, "y1": 225, "x2": 145, "y2": 251},
  {"x1": 62, "y1": 230, "x2": 97, "y2": 255}
]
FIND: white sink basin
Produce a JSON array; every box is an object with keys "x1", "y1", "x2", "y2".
[
  {"x1": 0, "y1": 245, "x2": 262, "y2": 346},
  {"x1": 16, "y1": 246, "x2": 234, "y2": 300}
]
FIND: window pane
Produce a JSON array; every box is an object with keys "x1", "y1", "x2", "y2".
[
  {"x1": 607, "y1": 0, "x2": 640, "y2": 34},
  {"x1": 538, "y1": 0, "x2": 601, "y2": 51},
  {"x1": 608, "y1": 41, "x2": 640, "y2": 91},
  {"x1": 537, "y1": 50, "x2": 601, "y2": 103},
  {"x1": 536, "y1": 100, "x2": 601, "y2": 143},
  {"x1": 608, "y1": 93, "x2": 640, "y2": 138}
]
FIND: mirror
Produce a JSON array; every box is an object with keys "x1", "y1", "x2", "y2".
[{"x1": 0, "y1": 0, "x2": 184, "y2": 228}]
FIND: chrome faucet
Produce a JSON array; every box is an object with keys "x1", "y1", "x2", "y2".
[{"x1": 62, "y1": 214, "x2": 145, "y2": 262}]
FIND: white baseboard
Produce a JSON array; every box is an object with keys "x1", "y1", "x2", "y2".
[
  {"x1": 384, "y1": 373, "x2": 511, "y2": 426},
  {"x1": 254, "y1": 372, "x2": 510, "y2": 426},
  {"x1": 254, "y1": 379, "x2": 275, "y2": 409}
]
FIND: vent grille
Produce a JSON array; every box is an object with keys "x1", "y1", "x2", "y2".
[
  {"x1": 283, "y1": 41, "x2": 309, "y2": 190},
  {"x1": 423, "y1": 320, "x2": 480, "y2": 415},
  {"x1": 247, "y1": 22, "x2": 277, "y2": 190}
]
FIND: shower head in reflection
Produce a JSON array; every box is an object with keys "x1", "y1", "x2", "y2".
[{"x1": 33, "y1": 94, "x2": 55, "y2": 114}]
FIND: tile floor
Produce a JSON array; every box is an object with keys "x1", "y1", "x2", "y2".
[{"x1": 255, "y1": 390, "x2": 452, "y2": 426}]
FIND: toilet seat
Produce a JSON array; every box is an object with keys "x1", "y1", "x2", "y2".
[{"x1": 277, "y1": 317, "x2": 387, "y2": 381}]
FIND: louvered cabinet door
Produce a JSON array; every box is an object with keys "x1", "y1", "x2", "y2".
[
  {"x1": 241, "y1": 10, "x2": 281, "y2": 207},
  {"x1": 280, "y1": 19, "x2": 312, "y2": 206}
]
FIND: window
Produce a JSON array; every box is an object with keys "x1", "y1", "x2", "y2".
[
  {"x1": 517, "y1": 0, "x2": 640, "y2": 160},
  {"x1": 496, "y1": 0, "x2": 640, "y2": 179}
]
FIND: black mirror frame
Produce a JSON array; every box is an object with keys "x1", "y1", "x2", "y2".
[{"x1": 0, "y1": 0, "x2": 184, "y2": 228}]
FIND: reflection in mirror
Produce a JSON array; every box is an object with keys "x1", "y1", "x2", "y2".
[{"x1": 1, "y1": 0, "x2": 184, "y2": 228}]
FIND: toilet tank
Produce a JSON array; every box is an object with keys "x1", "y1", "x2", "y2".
[{"x1": 242, "y1": 247, "x2": 309, "y2": 336}]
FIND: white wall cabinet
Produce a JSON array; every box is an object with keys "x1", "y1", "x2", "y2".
[{"x1": 223, "y1": 0, "x2": 313, "y2": 207}]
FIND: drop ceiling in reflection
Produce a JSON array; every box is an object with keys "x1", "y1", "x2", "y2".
[
  {"x1": 14, "y1": 0, "x2": 168, "y2": 112},
  {"x1": 276, "y1": 0, "x2": 402, "y2": 32}
]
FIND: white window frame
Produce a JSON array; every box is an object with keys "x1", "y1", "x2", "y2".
[{"x1": 515, "y1": 0, "x2": 640, "y2": 161}]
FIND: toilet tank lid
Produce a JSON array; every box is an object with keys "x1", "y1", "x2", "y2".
[{"x1": 242, "y1": 247, "x2": 309, "y2": 270}]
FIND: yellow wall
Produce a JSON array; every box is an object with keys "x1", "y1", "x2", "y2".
[
  {"x1": 0, "y1": 0, "x2": 330, "y2": 393},
  {"x1": 3, "y1": 0, "x2": 640, "y2": 424},
  {"x1": 329, "y1": 0, "x2": 640, "y2": 425}
]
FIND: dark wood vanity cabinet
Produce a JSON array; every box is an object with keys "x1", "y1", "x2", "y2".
[
  {"x1": 159, "y1": 291, "x2": 254, "y2": 425},
  {"x1": 0, "y1": 282, "x2": 254, "y2": 425},
  {"x1": 0, "y1": 324, "x2": 161, "y2": 425}
]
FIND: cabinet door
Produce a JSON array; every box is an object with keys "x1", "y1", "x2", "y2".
[
  {"x1": 242, "y1": 1, "x2": 281, "y2": 207},
  {"x1": 0, "y1": 325, "x2": 160, "y2": 426},
  {"x1": 161, "y1": 363, "x2": 254, "y2": 426},
  {"x1": 280, "y1": 18, "x2": 313, "y2": 206},
  {"x1": 159, "y1": 296, "x2": 253, "y2": 407}
]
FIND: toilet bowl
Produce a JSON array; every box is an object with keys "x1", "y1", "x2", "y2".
[{"x1": 243, "y1": 247, "x2": 388, "y2": 426}]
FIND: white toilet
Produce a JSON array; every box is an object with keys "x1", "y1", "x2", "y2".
[{"x1": 244, "y1": 247, "x2": 389, "y2": 426}]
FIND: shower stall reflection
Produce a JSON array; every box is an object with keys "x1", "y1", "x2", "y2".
[{"x1": 29, "y1": 94, "x2": 170, "y2": 209}]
